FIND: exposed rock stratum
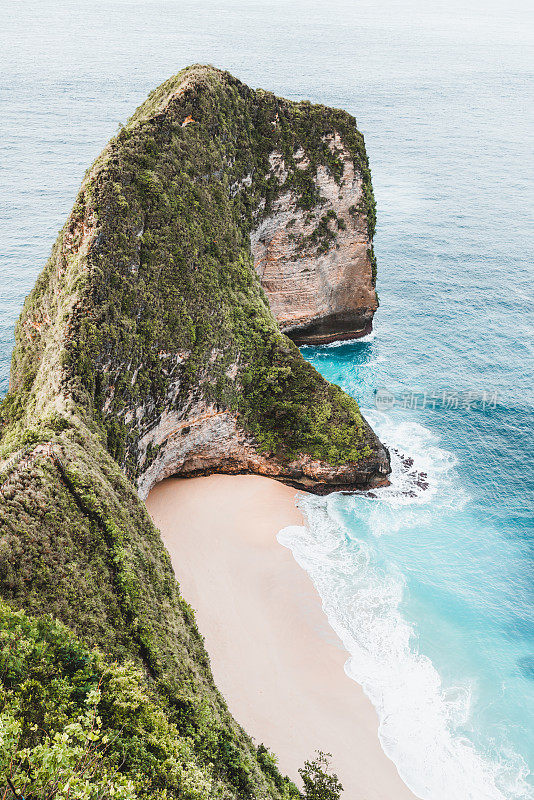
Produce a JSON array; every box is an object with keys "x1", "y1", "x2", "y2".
[{"x1": 252, "y1": 134, "x2": 378, "y2": 344}]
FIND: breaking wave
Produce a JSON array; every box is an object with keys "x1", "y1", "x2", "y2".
[{"x1": 278, "y1": 414, "x2": 532, "y2": 800}]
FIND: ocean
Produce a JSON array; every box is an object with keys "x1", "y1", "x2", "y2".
[{"x1": 1, "y1": 1, "x2": 533, "y2": 797}]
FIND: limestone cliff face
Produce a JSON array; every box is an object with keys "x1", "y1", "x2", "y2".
[{"x1": 252, "y1": 136, "x2": 378, "y2": 344}]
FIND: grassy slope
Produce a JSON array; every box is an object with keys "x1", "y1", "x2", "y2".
[
  {"x1": 0, "y1": 66, "x2": 380, "y2": 798},
  {"x1": 0, "y1": 423, "x2": 300, "y2": 799}
]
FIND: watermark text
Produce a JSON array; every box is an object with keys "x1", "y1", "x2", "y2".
[{"x1": 373, "y1": 388, "x2": 499, "y2": 412}]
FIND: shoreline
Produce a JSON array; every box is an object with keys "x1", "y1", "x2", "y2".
[{"x1": 146, "y1": 474, "x2": 418, "y2": 799}]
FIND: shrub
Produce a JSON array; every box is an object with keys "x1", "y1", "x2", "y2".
[{"x1": 299, "y1": 751, "x2": 343, "y2": 800}]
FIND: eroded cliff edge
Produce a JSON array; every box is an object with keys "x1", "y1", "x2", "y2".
[{"x1": 0, "y1": 66, "x2": 388, "y2": 798}]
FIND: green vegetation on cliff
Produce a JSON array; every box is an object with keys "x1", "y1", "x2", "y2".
[
  {"x1": 0, "y1": 601, "x2": 300, "y2": 799},
  {"x1": 0, "y1": 65, "x2": 382, "y2": 797}
]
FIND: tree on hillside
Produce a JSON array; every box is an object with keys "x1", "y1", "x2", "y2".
[{"x1": 299, "y1": 751, "x2": 343, "y2": 800}]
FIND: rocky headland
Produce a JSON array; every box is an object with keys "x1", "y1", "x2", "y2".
[{"x1": 0, "y1": 66, "x2": 388, "y2": 799}]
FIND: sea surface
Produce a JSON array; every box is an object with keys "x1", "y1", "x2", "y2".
[{"x1": 1, "y1": 1, "x2": 533, "y2": 797}]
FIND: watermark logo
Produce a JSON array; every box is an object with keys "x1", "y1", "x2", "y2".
[{"x1": 374, "y1": 387, "x2": 396, "y2": 411}]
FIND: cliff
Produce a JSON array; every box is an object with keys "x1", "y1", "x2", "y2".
[
  {"x1": 6, "y1": 63, "x2": 387, "y2": 497},
  {"x1": 0, "y1": 66, "x2": 387, "y2": 798}
]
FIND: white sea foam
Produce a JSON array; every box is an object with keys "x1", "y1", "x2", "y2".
[
  {"x1": 304, "y1": 328, "x2": 377, "y2": 349},
  {"x1": 278, "y1": 414, "x2": 532, "y2": 800}
]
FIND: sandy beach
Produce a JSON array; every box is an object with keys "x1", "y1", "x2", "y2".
[{"x1": 146, "y1": 474, "x2": 417, "y2": 800}]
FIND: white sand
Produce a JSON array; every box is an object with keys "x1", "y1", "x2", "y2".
[{"x1": 146, "y1": 474, "x2": 418, "y2": 800}]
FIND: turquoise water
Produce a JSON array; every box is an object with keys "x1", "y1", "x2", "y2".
[{"x1": 1, "y1": 1, "x2": 533, "y2": 796}]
